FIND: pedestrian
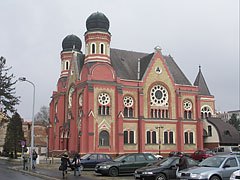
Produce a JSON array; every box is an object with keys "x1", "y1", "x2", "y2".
[
  {"x1": 176, "y1": 152, "x2": 188, "y2": 171},
  {"x1": 32, "y1": 149, "x2": 38, "y2": 169},
  {"x1": 22, "y1": 153, "x2": 29, "y2": 170},
  {"x1": 72, "y1": 153, "x2": 81, "y2": 176},
  {"x1": 61, "y1": 152, "x2": 71, "y2": 179}
]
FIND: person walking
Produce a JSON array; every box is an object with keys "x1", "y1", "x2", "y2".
[
  {"x1": 61, "y1": 152, "x2": 71, "y2": 179},
  {"x1": 176, "y1": 152, "x2": 188, "y2": 171},
  {"x1": 32, "y1": 150, "x2": 38, "y2": 169},
  {"x1": 72, "y1": 153, "x2": 81, "y2": 176},
  {"x1": 22, "y1": 153, "x2": 29, "y2": 170}
]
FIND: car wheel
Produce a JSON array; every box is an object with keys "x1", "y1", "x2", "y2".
[
  {"x1": 155, "y1": 173, "x2": 166, "y2": 180},
  {"x1": 158, "y1": 157, "x2": 162, "y2": 160},
  {"x1": 80, "y1": 165, "x2": 84, "y2": 171},
  {"x1": 109, "y1": 167, "x2": 118, "y2": 177},
  {"x1": 210, "y1": 175, "x2": 220, "y2": 180}
]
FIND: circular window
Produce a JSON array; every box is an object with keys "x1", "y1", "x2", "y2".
[
  {"x1": 184, "y1": 100, "x2": 192, "y2": 110},
  {"x1": 98, "y1": 92, "x2": 110, "y2": 105},
  {"x1": 123, "y1": 96, "x2": 134, "y2": 107},
  {"x1": 150, "y1": 85, "x2": 168, "y2": 106}
]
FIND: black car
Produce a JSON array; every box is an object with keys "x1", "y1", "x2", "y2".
[
  {"x1": 95, "y1": 153, "x2": 159, "y2": 177},
  {"x1": 80, "y1": 153, "x2": 112, "y2": 170},
  {"x1": 134, "y1": 157, "x2": 199, "y2": 180}
]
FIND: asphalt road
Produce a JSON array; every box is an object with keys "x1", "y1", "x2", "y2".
[{"x1": 0, "y1": 160, "x2": 43, "y2": 180}]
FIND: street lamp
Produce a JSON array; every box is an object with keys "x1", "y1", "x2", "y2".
[
  {"x1": 156, "y1": 126, "x2": 164, "y2": 155},
  {"x1": 18, "y1": 77, "x2": 35, "y2": 170}
]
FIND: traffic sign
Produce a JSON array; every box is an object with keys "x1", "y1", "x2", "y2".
[{"x1": 21, "y1": 141, "x2": 25, "y2": 147}]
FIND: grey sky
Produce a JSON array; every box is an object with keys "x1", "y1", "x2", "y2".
[{"x1": 0, "y1": 0, "x2": 239, "y2": 121}]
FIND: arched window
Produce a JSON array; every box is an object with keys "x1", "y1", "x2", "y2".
[
  {"x1": 124, "y1": 130, "x2": 135, "y2": 144},
  {"x1": 184, "y1": 111, "x2": 187, "y2": 119},
  {"x1": 184, "y1": 131, "x2": 194, "y2": 144},
  {"x1": 99, "y1": 130, "x2": 109, "y2": 146},
  {"x1": 123, "y1": 96, "x2": 134, "y2": 118},
  {"x1": 98, "y1": 92, "x2": 110, "y2": 116},
  {"x1": 65, "y1": 61, "x2": 69, "y2": 70},
  {"x1": 146, "y1": 130, "x2": 157, "y2": 144},
  {"x1": 100, "y1": 43, "x2": 105, "y2": 54},
  {"x1": 201, "y1": 105, "x2": 213, "y2": 119},
  {"x1": 208, "y1": 125, "x2": 212, "y2": 136},
  {"x1": 91, "y1": 43, "x2": 96, "y2": 54},
  {"x1": 164, "y1": 130, "x2": 174, "y2": 144}
]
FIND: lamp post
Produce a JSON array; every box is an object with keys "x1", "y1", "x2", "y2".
[
  {"x1": 19, "y1": 77, "x2": 35, "y2": 170},
  {"x1": 156, "y1": 126, "x2": 164, "y2": 155}
]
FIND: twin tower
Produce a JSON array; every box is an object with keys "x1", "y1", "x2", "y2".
[{"x1": 60, "y1": 12, "x2": 111, "y2": 77}]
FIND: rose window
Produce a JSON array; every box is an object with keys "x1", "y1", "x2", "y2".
[
  {"x1": 98, "y1": 93, "x2": 110, "y2": 105},
  {"x1": 123, "y1": 96, "x2": 133, "y2": 107},
  {"x1": 184, "y1": 100, "x2": 192, "y2": 110},
  {"x1": 150, "y1": 85, "x2": 168, "y2": 106}
]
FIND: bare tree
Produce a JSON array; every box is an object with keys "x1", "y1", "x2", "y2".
[{"x1": 34, "y1": 106, "x2": 49, "y2": 125}]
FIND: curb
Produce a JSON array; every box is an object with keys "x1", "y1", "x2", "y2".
[{"x1": 8, "y1": 166, "x2": 60, "y2": 180}]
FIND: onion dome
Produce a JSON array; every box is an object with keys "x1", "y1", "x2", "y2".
[
  {"x1": 62, "y1": 34, "x2": 82, "y2": 51},
  {"x1": 86, "y1": 12, "x2": 110, "y2": 32}
]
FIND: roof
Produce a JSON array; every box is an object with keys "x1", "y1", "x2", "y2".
[
  {"x1": 194, "y1": 66, "x2": 211, "y2": 96},
  {"x1": 110, "y1": 48, "x2": 192, "y2": 85},
  {"x1": 207, "y1": 117, "x2": 240, "y2": 145}
]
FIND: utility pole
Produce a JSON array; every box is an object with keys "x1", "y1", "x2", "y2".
[{"x1": 156, "y1": 126, "x2": 164, "y2": 155}]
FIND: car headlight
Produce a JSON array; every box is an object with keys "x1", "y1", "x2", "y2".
[
  {"x1": 190, "y1": 173, "x2": 202, "y2": 178},
  {"x1": 230, "y1": 173, "x2": 236, "y2": 180},
  {"x1": 100, "y1": 165, "x2": 110, "y2": 169},
  {"x1": 142, "y1": 171, "x2": 153, "y2": 175}
]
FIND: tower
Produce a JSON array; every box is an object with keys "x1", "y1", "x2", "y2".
[
  {"x1": 60, "y1": 34, "x2": 82, "y2": 77},
  {"x1": 84, "y1": 12, "x2": 111, "y2": 64}
]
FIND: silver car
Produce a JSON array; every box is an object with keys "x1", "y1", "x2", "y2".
[{"x1": 177, "y1": 155, "x2": 240, "y2": 180}]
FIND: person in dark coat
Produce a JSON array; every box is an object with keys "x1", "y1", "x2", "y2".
[
  {"x1": 176, "y1": 152, "x2": 188, "y2": 171},
  {"x1": 61, "y1": 152, "x2": 71, "y2": 179},
  {"x1": 32, "y1": 150, "x2": 38, "y2": 169},
  {"x1": 72, "y1": 153, "x2": 81, "y2": 176}
]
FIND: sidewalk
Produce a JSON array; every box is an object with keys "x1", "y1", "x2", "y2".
[{"x1": 8, "y1": 163, "x2": 96, "y2": 180}]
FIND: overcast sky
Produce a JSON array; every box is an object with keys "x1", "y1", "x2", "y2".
[{"x1": 0, "y1": 0, "x2": 239, "y2": 121}]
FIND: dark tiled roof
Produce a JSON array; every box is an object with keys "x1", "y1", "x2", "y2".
[
  {"x1": 194, "y1": 68, "x2": 211, "y2": 96},
  {"x1": 163, "y1": 56, "x2": 192, "y2": 85},
  {"x1": 74, "y1": 53, "x2": 85, "y2": 79},
  {"x1": 110, "y1": 48, "x2": 148, "y2": 80},
  {"x1": 110, "y1": 48, "x2": 192, "y2": 85},
  {"x1": 208, "y1": 117, "x2": 240, "y2": 145}
]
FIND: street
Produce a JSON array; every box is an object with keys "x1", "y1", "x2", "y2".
[{"x1": 0, "y1": 160, "x2": 42, "y2": 180}]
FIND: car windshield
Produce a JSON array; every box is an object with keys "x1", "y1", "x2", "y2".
[
  {"x1": 232, "y1": 147, "x2": 240, "y2": 152},
  {"x1": 199, "y1": 156, "x2": 225, "y2": 168},
  {"x1": 81, "y1": 154, "x2": 91, "y2": 159},
  {"x1": 114, "y1": 155, "x2": 127, "y2": 162},
  {"x1": 154, "y1": 158, "x2": 175, "y2": 166}
]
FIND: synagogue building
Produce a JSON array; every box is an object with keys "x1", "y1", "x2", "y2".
[{"x1": 48, "y1": 12, "x2": 216, "y2": 156}]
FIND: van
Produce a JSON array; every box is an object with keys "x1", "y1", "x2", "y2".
[{"x1": 213, "y1": 146, "x2": 240, "y2": 155}]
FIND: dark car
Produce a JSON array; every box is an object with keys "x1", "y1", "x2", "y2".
[
  {"x1": 95, "y1": 153, "x2": 159, "y2": 177},
  {"x1": 80, "y1": 153, "x2": 112, "y2": 170},
  {"x1": 168, "y1": 151, "x2": 190, "y2": 157},
  {"x1": 134, "y1": 157, "x2": 199, "y2": 180},
  {"x1": 190, "y1": 150, "x2": 215, "y2": 161}
]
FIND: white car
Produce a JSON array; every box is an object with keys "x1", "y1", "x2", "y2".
[
  {"x1": 144, "y1": 152, "x2": 163, "y2": 160},
  {"x1": 230, "y1": 170, "x2": 240, "y2": 180}
]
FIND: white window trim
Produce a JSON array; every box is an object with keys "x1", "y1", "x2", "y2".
[{"x1": 91, "y1": 43, "x2": 97, "y2": 54}]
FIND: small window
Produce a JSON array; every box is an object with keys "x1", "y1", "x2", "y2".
[
  {"x1": 145, "y1": 154, "x2": 155, "y2": 161},
  {"x1": 124, "y1": 131, "x2": 128, "y2": 144},
  {"x1": 125, "y1": 155, "x2": 135, "y2": 162},
  {"x1": 169, "y1": 131, "x2": 173, "y2": 144},
  {"x1": 130, "y1": 131, "x2": 134, "y2": 144},
  {"x1": 89, "y1": 154, "x2": 97, "y2": 160},
  {"x1": 100, "y1": 44, "x2": 104, "y2": 54},
  {"x1": 91, "y1": 43, "x2": 96, "y2": 54},
  {"x1": 184, "y1": 132, "x2": 188, "y2": 144},
  {"x1": 129, "y1": 107, "x2": 133, "y2": 117},
  {"x1": 124, "y1": 107, "x2": 128, "y2": 117},
  {"x1": 147, "y1": 131, "x2": 151, "y2": 144},
  {"x1": 188, "y1": 111, "x2": 192, "y2": 119},
  {"x1": 184, "y1": 111, "x2": 187, "y2": 119},
  {"x1": 190, "y1": 132, "x2": 193, "y2": 144},
  {"x1": 208, "y1": 125, "x2": 212, "y2": 136},
  {"x1": 164, "y1": 131, "x2": 168, "y2": 144},
  {"x1": 65, "y1": 61, "x2": 69, "y2": 70},
  {"x1": 152, "y1": 131, "x2": 156, "y2": 144}
]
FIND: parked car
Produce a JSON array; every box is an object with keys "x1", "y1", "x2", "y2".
[
  {"x1": 145, "y1": 152, "x2": 163, "y2": 160},
  {"x1": 213, "y1": 146, "x2": 240, "y2": 155},
  {"x1": 177, "y1": 155, "x2": 240, "y2": 180},
  {"x1": 230, "y1": 169, "x2": 240, "y2": 180},
  {"x1": 80, "y1": 153, "x2": 112, "y2": 170},
  {"x1": 95, "y1": 153, "x2": 158, "y2": 177},
  {"x1": 134, "y1": 157, "x2": 199, "y2": 180},
  {"x1": 190, "y1": 150, "x2": 215, "y2": 161},
  {"x1": 168, "y1": 151, "x2": 190, "y2": 157}
]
